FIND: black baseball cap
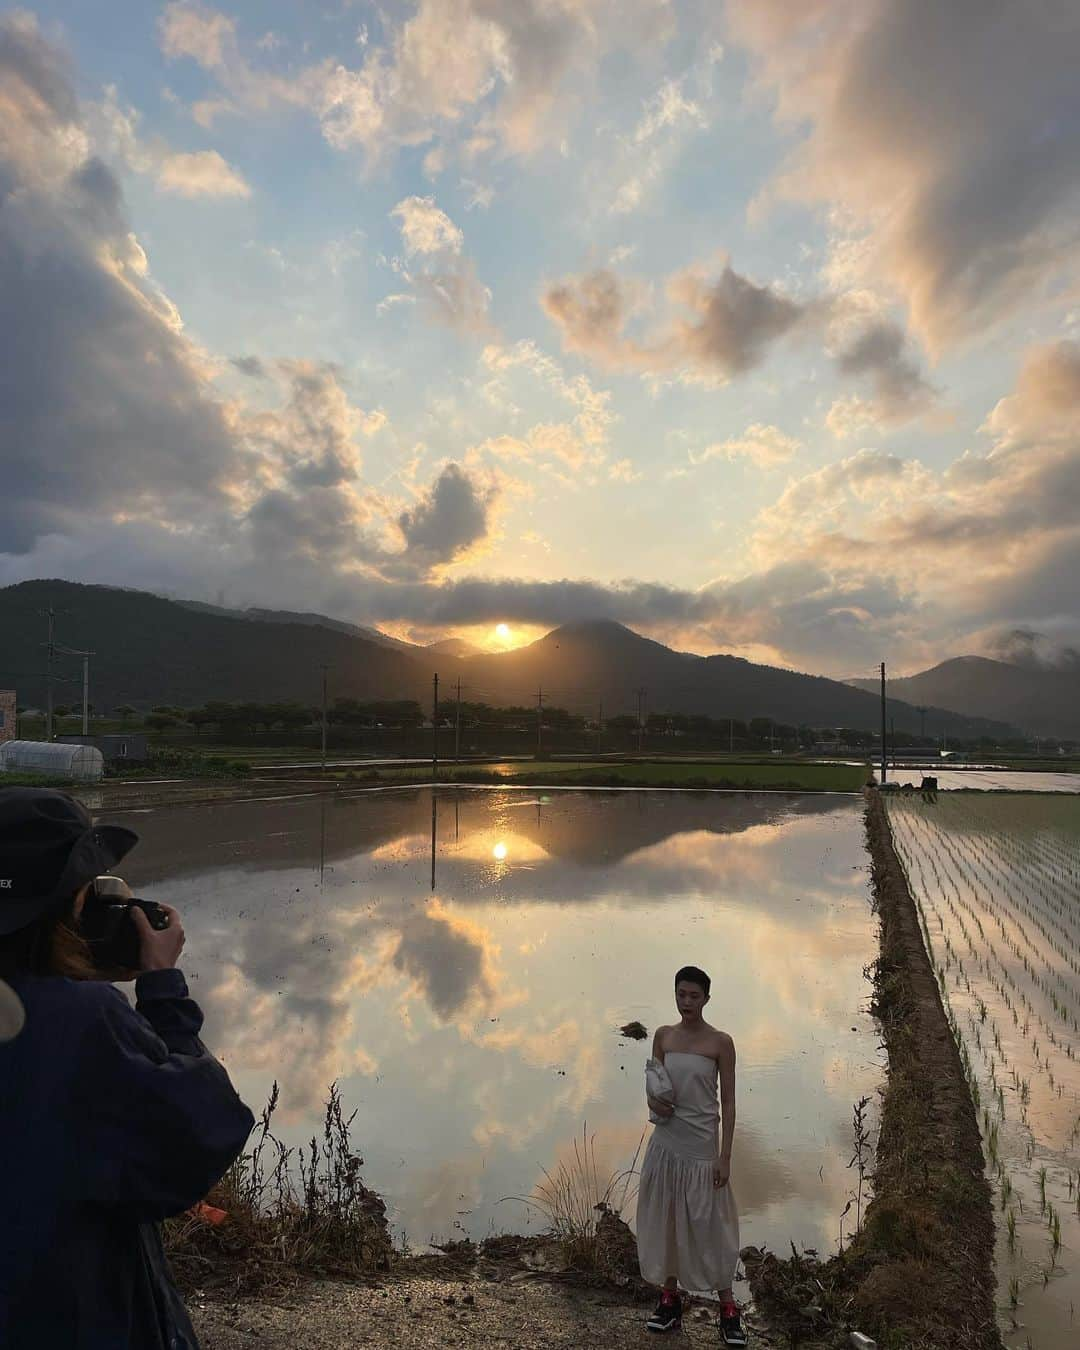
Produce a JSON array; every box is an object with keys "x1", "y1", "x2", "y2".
[{"x1": 0, "y1": 788, "x2": 138, "y2": 936}]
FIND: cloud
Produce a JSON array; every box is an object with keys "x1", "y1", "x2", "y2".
[
  {"x1": 978, "y1": 628, "x2": 1080, "y2": 672},
  {"x1": 830, "y1": 317, "x2": 936, "y2": 426},
  {"x1": 384, "y1": 195, "x2": 492, "y2": 334},
  {"x1": 159, "y1": 0, "x2": 676, "y2": 165},
  {"x1": 156, "y1": 148, "x2": 251, "y2": 197},
  {"x1": 0, "y1": 20, "x2": 485, "y2": 598},
  {"x1": 542, "y1": 263, "x2": 807, "y2": 382},
  {"x1": 727, "y1": 0, "x2": 1080, "y2": 351},
  {"x1": 394, "y1": 462, "x2": 496, "y2": 575},
  {"x1": 230, "y1": 354, "x2": 267, "y2": 378},
  {"x1": 391, "y1": 194, "x2": 463, "y2": 255},
  {"x1": 692, "y1": 423, "x2": 802, "y2": 469},
  {"x1": 0, "y1": 16, "x2": 238, "y2": 555},
  {"x1": 609, "y1": 73, "x2": 709, "y2": 216},
  {"x1": 409, "y1": 258, "x2": 493, "y2": 334},
  {"x1": 544, "y1": 260, "x2": 938, "y2": 417},
  {"x1": 477, "y1": 339, "x2": 615, "y2": 475},
  {"x1": 96, "y1": 82, "x2": 250, "y2": 199},
  {"x1": 159, "y1": 0, "x2": 234, "y2": 69},
  {"x1": 741, "y1": 340, "x2": 1080, "y2": 664}
]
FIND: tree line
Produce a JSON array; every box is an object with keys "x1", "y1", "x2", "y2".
[{"x1": 37, "y1": 697, "x2": 993, "y2": 749}]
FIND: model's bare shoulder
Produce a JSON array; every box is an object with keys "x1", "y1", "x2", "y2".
[
  {"x1": 713, "y1": 1028, "x2": 736, "y2": 1062},
  {"x1": 651, "y1": 1024, "x2": 671, "y2": 1057}
]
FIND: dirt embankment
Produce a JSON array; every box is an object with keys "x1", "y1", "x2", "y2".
[
  {"x1": 188, "y1": 1226, "x2": 790, "y2": 1349},
  {"x1": 748, "y1": 790, "x2": 1002, "y2": 1347}
]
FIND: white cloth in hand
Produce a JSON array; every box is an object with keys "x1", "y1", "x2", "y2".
[{"x1": 645, "y1": 1056, "x2": 675, "y2": 1124}]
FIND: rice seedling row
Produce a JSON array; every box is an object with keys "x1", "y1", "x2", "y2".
[{"x1": 886, "y1": 793, "x2": 1080, "y2": 1348}]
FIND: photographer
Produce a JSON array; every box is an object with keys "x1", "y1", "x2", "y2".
[{"x1": 0, "y1": 788, "x2": 255, "y2": 1349}]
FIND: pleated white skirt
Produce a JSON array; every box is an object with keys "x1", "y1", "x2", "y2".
[{"x1": 635, "y1": 1128, "x2": 740, "y2": 1293}]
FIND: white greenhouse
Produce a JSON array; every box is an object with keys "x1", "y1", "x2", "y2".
[{"x1": 0, "y1": 740, "x2": 104, "y2": 782}]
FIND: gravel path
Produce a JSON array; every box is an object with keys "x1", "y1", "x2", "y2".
[{"x1": 191, "y1": 1273, "x2": 790, "y2": 1349}]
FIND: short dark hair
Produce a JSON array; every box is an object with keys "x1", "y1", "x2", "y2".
[{"x1": 675, "y1": 965, "x2": 710, "y2": 996}]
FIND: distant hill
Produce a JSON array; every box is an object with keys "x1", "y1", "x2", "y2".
[
  {"x1": 455, "y1": 620, "x2": 1012, "y2": 738},
  {"x1": 0, "y1": 580, "x2": 433, "y2": 711},
  {"x1": 180, "y1": 601, "x2": 419, "y2": 654},
  {"x1": 0, "y1": 582, "x2": 1015, "y2": 736},
  {"x1": 427, "y1": 637, "x2": 484, "y2": 658},
  {"x1": 849, "y1": 656, "x2": 1079, "y2": 739}
]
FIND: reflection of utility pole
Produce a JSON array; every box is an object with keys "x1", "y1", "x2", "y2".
[
  {"x1": 320, "y1": 665, "x2": 328, "y2": 775},
  {"x1": 432, "y1": 673, "x2": 439, "y2": 780},
  {"x1": 636, "y1": 687, "x2": 646, "y2": 755},
  {"x1": 879, "y1": 661, "x2": 887, "y2": 784},
  {"x1": 319, "y1": 794, "x2": 327, "y2": 888},
  {"x1": 430, "y1": 791, "x2": 437, "y2": 891},
  {"x1": 536, "y1": 687, "x2": 544, "y2": 757}
]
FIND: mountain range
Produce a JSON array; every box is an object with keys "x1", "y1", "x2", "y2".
[
  {"x1": 849, "y1": 656, "x2": 1079, "y2": 740},
  {"x1": 0, "y1": 579, "x2": 1025, "y2": 738}
]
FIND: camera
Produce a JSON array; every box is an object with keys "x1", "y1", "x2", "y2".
[{"x1": 79, "y1": 876, "x2": 170, "y2": 971}]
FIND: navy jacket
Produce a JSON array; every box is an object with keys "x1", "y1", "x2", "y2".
[{"x1": 0, "y1": 969, "x2": 254, "y2": 1348}]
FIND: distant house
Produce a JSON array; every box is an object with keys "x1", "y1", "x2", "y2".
[
  {"x1": 56, "y1": 733, "x2": 148, "y2": 764},
  {"x1": 0, "y1": 691, "x2": 14, "y2": 745}
]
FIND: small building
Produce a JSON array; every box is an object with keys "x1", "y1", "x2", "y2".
[
  {"x1": 0, "y1": 691, "x2": 14, "y2": 745},
  {"x1": 0, "y1": 740, "x2": 104, "y2": 782},
  {"x1": 57, "y1": 733, "x2": 148, "y2": 765}
]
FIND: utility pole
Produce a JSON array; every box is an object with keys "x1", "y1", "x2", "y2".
[
  {"x1": 729, "y1": 717, "x2": 734, "y2": 754},
  {"x1": 39, "y1": 606, "x2": 56, "y2": 741},
  {"x1": 320, "y1": 665, "x2": 328, "y2": 775},
  {"x1": 918, "y1": 705, "x2": 926, "y2": 744},
  {"x1": 81, "y1": 653, "x2": 90, "y2": 735},
  {"x1": 56, "y1": 644, "x2": 95, "y2": 736},
  {"x1": 879, "y1": 661, "x2": 887, "y2": 785},
  {"x1": 536, "y1": 687, "x2": 544, "y2": 758},
  {"x1": 432, "y1": 673, "x2": 439, "y2": 780},
  {"x1": 636, "y1": 687, "x2": 646, "y2": 755},
  {"x1": 454, "y1": 677, "x2": 462, "y2": 765},
  {"x1": 596, "y1": 699, "x2": 603, "y2": 755}
]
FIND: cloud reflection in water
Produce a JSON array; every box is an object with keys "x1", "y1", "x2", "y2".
[{"x1": 117, "y1": 788, "x2": 880, "y2": 1252}]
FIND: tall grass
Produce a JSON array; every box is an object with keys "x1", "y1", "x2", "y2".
[
  {"x1": 165, "y1": 1082, "x2": 391, "y2": 1293},
  {"x1": 504, "y1": 1123, "x2": 644, "y2": 1271}
]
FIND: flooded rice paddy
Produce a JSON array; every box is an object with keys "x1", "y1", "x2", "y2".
[
  {"x1": 112, "y1": 788, "x2": 881, "y2": 1264},
  {"x1": 888, "y1": 793, "x2": 1080, "y2": 1349},
  {"x1": 877, "y1": 768, "x2": 1080, "y2": 793}
]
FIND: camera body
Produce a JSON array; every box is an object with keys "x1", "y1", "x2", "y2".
[{"x1": 80, "y1": 876, "x2": 170, "y2": 971}]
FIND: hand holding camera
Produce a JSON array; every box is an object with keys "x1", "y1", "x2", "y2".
[{"x1": 80, "y1": 877, "x2": 185, "y2": 976}]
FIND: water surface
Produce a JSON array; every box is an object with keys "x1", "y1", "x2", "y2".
[{"x1": 113, "y1": 788, "x2": 880, "y2": 1262}]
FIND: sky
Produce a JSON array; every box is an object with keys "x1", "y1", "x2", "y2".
[{"x1": 1, "y1": 0, "x2": 1078, "y2": 677}]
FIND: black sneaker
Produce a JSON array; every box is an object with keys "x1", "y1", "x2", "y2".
[
  {"x1": 646, "y1": 1291, "x2": 683, "y2": 1333},
  {"x1": 718, "y1": 1301, "x2": 747, "y2": 1346}
]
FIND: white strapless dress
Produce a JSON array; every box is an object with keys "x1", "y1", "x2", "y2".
[{"x1": 635, "y1": 1051, "x2": 740, "y2": 1293}]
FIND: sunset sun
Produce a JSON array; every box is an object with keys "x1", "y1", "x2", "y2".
[{"x1": 495, "y1": 623, "x2": 512, "y2": 643}]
